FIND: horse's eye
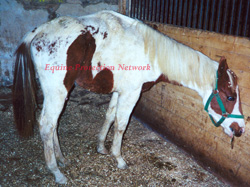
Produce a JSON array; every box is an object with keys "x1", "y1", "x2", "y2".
[{"x1": 227, "y1": 96, "x2": 235, "y2": 101}]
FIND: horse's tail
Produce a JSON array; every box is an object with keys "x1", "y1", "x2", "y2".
[{"x1": 13, "y1": 31, "x2": 38, "y2": 137}]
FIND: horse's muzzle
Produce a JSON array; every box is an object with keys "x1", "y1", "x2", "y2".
[{"x1": 230, "y1": 122, "x2": 244, "y2": 137}]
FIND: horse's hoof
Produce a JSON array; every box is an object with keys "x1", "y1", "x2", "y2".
[
  {"x1": 117, "y1": 161, "x2": 128, "y2": 169},
  {"x1": 97, "y1": 146, "x2": 109, "y2": 155},
  {"x1": 55, "y1": 173, "x2": 67, "y2": 184}
]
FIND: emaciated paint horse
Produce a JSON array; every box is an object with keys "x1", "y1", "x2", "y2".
[{"x1": 13, "y1": 11, "x2": 245, "y2": 184}]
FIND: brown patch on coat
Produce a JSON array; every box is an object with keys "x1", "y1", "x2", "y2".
[
  {"x1": 83, "y1": 26, "x2": 99, "y2": 35},
  {"x1": 48, "y1": 41, "x2": 57, "y2": 55},
  {"x1": 32, "y1": 33, "x2": 49, "y2": 53},
  {"x1": 36, "y1": 45, "x2": 42, "y2": 52},
  {"x1": 93, "y1": 28, "x2": 99, "y2": 35},
  {"x1": 85, "y1": 25, "x2": 95, "y2": 31},
  {"x1": 210, "y1": 57, "x2": 240, "y2": 115},
  {"x1": 103, "y1": 32, "x2": 108, "y2": 39},
  {"x1": 76, "y1": 68, "x2": 113, "y2": 93},
  {"x1": 63, "y1": 31, "x2": 113, "y2": 93},
  {"x1": 142, "y1": 74, "x2": 182, "y2": 92}
]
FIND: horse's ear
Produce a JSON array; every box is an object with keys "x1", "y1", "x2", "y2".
[{"x1": 218, "y1": 56, "x2": 228, "y2": 76}]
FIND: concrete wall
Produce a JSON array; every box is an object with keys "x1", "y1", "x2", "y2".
[{"x1": 0, "y1": 0, "x2": 118, "y2": 86}]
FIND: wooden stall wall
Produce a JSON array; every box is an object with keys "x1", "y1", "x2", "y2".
[{"x1": 133, "y1": 22, "x2": 250, "y2": 186}]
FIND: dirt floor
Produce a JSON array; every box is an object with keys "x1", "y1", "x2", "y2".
[{"x1": 0, "y1": 86, "x2": 230, "y2": 186}]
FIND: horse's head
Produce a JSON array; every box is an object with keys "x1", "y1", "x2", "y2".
[{"x1": 205, "y1": 57, "x2": 245, "y2": 138}]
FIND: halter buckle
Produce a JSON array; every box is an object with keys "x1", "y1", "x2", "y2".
[
  {"x1": 222, "y1": 113, "x2": 228, "y2": 118},
  {"x1": 213, "y1": 90, "x2": 218, "y2": 94}
]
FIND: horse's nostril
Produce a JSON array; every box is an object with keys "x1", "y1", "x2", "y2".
[
  {"x1": 229, "y1": 123, "x2": 243, "y2": 137},
  {"x1": 234, "y1": 129, "x2": 243, "y2": 137}
]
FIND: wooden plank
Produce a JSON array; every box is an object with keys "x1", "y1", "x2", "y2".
[
  {"x1": 135, "y1": 93, "x2": 250, "y2": 185},
  {"x1": 153, "y1": 32, "x2": 250, "y2": 73},
  {"x1": 118, "y1": 0, "x2": 127, "y2": 15},
  {"x1": 144, "y1": 29, "x2": 250, "y2": 102},
  {"x1": 237, "y1": 166, "x2": 250, "y2": 186},
  {"x1": 240, "y1": 87, "x2": 250, "y2": 106},
  {"x1": 146, "y1": 23, "x2": 250, "y2": 74},
  {"x1": 144, "y1": 83, "x2": 250, "y2": 152},
  {"x1": 148, "y1": 83, "x2": 250, "y2": 119},
  {"x1": 241, "y1": 105, "x2": 250, "y2": 121},
  {"x1": 146, "y1": 22, "x2": 250, "y2": 56},
  {"x1": 175, "y1": 41, "x2": 250, "y2": 73},
  {"x1": 136, "y1": 97, "x2": 250, "y2": 160},
  {"x1": 146, "y1": 24, "x2": 250, "y2": 91},
  {"x1": 234, "y1": 37, "x2": 250, "y2": 55},
  {"x1": 136, "y1": 20, "x2": 250, "y2": 186},
  {"x1": 234, "y1": 70, "x2": 250, "y2": 89}
]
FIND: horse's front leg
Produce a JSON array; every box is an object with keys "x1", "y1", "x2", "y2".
[
  {"x1": 111, "y1": 89, "x2": 141, "y2": 169},
  {"x1": 97, "y1": 92, "x2": 119, "y2": 154}
]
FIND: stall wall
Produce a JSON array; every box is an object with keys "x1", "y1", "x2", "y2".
[{"x1": 134, "y1": 22, "x2": 250, "y2": 186}]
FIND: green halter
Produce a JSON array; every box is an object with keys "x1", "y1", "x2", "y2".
[{"x1": 204, "y1": 71, "x2": 244, "y2": 127}]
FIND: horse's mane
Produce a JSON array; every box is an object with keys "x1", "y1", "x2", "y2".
[{"x1": 136, "y1": 21, "x2": 218, "y2": 91}]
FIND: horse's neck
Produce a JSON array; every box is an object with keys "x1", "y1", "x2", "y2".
[
  {"x1": 156, "y1": 36, "x2": 218, "y2": 103},
  {"x1": 137, "y1": 22, "x2": 218, "y2": 103}
]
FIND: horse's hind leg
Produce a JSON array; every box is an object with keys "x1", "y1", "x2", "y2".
[
  {"x1": 97, "y1": 92, "x2": 119, "y2": 154},
  {"x1": 111, "y1": 89, "x2": 141, "y2": 169},
  {"x1": 39, "y1": 90, "x2": 68, "y2": 184},
  {"x1": 53, "y1": 130, "x2": 70, "y2": 166}
]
